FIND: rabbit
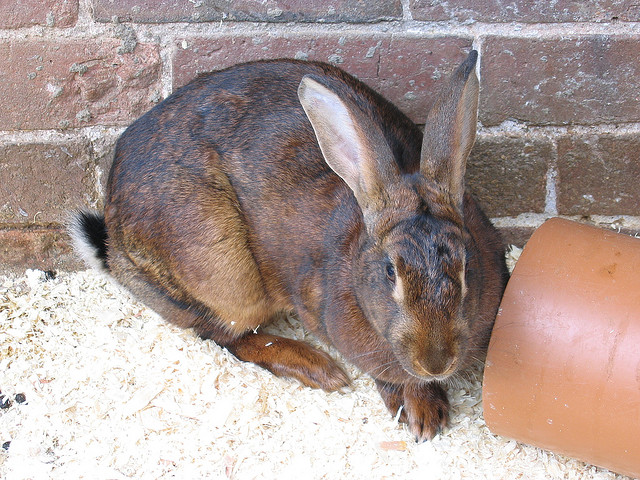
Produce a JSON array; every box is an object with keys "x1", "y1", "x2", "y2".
[{"x1": 69, "y1": 49, "x2": 509, "y2": 441}]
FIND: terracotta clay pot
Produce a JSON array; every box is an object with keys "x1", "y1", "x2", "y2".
[{"x1": 483, "y1": 218, "x2": 640, "y2": 478}]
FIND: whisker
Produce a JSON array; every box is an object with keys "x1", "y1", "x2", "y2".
[
  {"x1": 465, "y1": 354, "x2": 485, "y2": 365},
  {"x1": 347, "y1": 349, "x2": 387, "y2": 362},
  {"x1": 363, "y1": 360, "x2": 397, "y2": 376},
  {"x1": 373, "y1": 363, "x2": 398, "y2": 380},
  {"x1": 363, "y1": 359, "x2": 401, "y2": 380}
]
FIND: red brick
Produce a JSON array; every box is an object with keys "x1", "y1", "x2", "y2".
[
  {"x1": 556, "y1": 134, "x2": 640, "y2": 215},
  {"x1": 0, "y1": 0, "x2": 78, "y2": 28},
  {"x1": 377, "y1": 37, "x2": 473, "y2": 124},
  {"x1": 480, "y1": 35, "x2": 640, "y2": 125},
  {"x1": 92, "y1": 0, "x2": 401, "y2": 23},
  {"x1": 173, "y1": 35, "x2": 386, "y2": 87},
  {"x1": 0, "y1": 142, "x2": 96, "y2": 224},
  {"x1": 410, "y1": 0, "x2": 640, "y2": 22},
  {"x1": 467, "y1": 137, "x2": 550, "y2": 217},
  {"x1": 94, "y1": 138, "x2": 118, "y2": 202},
  {"x1": 500, "y1": 222, "x2": 640, "y2": 250},
  {"x1": 0, "y1": 40, "x2": 161, "y2": 130},
  {"x1": 480, "y1": 36, "x2": 640, "y2": 126},
  {"x1": 497, "y1": 226, "x2": 536, "y2": 248},
  {"x1": 0, "y1": 228, "x2": 82, "y2": 274},
  {"x1": 173, "y1": 34, "x2": 472, "y2": 124}
]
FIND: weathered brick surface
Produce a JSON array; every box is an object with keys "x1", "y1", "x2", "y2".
[
  {"x1": 0, "y1": 0, "x2": 78, "y2": 28},
  {"x1": 0, "y1": 142, "x2": 96, "y2": 224},
  {"x1": 467, "y1": 137, "x2": 550, "y2": 217},
  {"x1": 497, "y1": 226, "x2": 536, "y2": 248},
  {"x1": 480, "y1": 36, "x2": 640, "y2": 126},
  {"x1": 0, "y1": 228, "x2": 81, "y2": 273},
  {"x1": 173, "y1": 35, "x2": 472, "y2": 124},
  {"x1": 92, "y1": 139, "x2": 118, "y2": 203},
  {"x1": 92, "y1": 0, "x2": 402, "y2": 23},
  {"x1": 410, "y1": 0, "x2": 640, "y2": 23},
  {"x1": 0, "y1": 40, "x2": 161, "y2": 130},
  {"x1": 377, "y1": 37, "x2": 473, "y2": 123},
  {"x1": 556, "y1": 134, "x2": 640, "y2": 215},
  {"x1": 173, "y1": 35, "x2": 386, "y2": 86},
  {"x1": 475, "y1": 223, "x2": 638, "y2": 253}
]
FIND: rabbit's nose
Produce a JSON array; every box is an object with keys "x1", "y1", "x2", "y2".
[{"x1": 413, "y1": 349, "x2": 456, "y2": 378}]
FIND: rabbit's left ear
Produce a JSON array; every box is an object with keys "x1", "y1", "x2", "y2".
[
  {"x1": 420, "y1": 50, "x2": 479, "y2": 211},
  {"x1": 298, "y1": 76, "x2": 400, "y2": 214}
]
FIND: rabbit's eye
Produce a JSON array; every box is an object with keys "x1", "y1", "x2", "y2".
[{"x1": 385, "y1": 263, "x2": 396, "y2": 283}]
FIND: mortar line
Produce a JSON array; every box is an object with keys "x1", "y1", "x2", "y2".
[
  {"x1": 77, "y1": 0, "x2": 98, "y2": 27},
  {"x1": 0, "y1": 127, "x2": 125, "y2": 144},
  {"x1": 491, "y1": 214, "x2": 640, "y2": 231},
  {"x1": 139, "y1": 20, "x2": 640, "y2": 40},
  {"x1": 159, "y1": 38, "x2": 176, "y2": 99},
  {"x1": 2, "y1": 123, "x2": 639, "y2": 146},
  {"x1": 2, "y1": 18, "x2": 640, "y2": 42},
  {"x1": 472, "y1": 36, "x2": 484, "y2": 83},
  {"x1": 400, "y1": 0, "x2": 413, "y2": 21},
  {"x1": 477, "y1": 122, "x2": 640, "y2": 138},
  {"x1": 544, "y1": 142, "x2": 559, "y2": 216}
]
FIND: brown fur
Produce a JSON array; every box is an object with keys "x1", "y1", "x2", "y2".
[{"x1": 70, "y1": 51, "x2": 509, "y2": 441}]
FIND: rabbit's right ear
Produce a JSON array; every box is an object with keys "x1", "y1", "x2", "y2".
[
  {"x1": 298, "y1": 76, "x2": 400, "y2": 214},
  {"x1": 420, "y1": 50, "x2": 479, "y2": 212}
]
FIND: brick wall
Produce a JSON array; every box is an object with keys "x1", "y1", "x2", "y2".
[{"x1": 1, "y1": 0, "x2": 639, "y2": 272}]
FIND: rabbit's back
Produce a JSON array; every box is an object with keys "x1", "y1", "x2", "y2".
[{"x1": 107, "y1": 60, "x2": 420, "y2": 208}]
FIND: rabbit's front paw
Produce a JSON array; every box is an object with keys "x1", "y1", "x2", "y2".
[
  {"x1": 376, "y1": 380, "x2": 449, "y2": 442},
  {"x1": 226, "y1": 333, "x2": 350, "y2": 392}
]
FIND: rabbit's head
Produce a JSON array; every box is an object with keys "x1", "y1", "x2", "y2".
[{"x1": 299, "y1": 51, "x2": 480, "y2": 383}]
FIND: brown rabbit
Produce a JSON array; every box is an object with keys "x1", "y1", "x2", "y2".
[{"x1": 69, "y1": 50, "x2": 508, "y2": 441}]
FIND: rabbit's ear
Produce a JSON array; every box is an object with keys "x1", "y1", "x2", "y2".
[
  {"x1": 298, "y1": 76, "x2": 400, "y2": 212},
  {"x1": 420, "y1": 50, "x2": 479, "y2": 211}
]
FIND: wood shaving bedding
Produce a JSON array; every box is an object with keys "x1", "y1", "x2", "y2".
[{"x1": 0, "y1": 262, "x2": 631, "y2": 480}]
